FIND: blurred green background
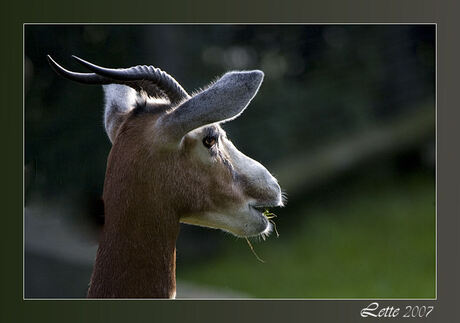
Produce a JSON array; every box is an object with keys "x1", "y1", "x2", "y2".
[{"x1": 24, "y1": 25, "x2": 435, "y2": 298}]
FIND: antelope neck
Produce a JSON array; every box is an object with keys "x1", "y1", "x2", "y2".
[{"x1": 87, "y1": 199, "x2": 180, "y2": 298}]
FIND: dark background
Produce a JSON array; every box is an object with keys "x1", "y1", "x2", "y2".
[{"x1": 24, "y1": 25, "x2": 435, "y2": 298}]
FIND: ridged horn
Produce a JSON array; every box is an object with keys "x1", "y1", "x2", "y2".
[{"x1": 47, "y1": 55, "x2": 190, "y2": 105}]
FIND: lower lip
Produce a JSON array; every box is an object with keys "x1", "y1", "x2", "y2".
[{"x1": 250, "y1": 206, "x2": 268, "y2": 219}]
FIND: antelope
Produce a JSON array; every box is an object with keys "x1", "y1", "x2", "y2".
[{"x1": 47, "y1": 55, "x2": 284, "y2": 298}]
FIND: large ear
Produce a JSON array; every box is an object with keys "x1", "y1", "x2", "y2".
[
  {"x1": 157, "y1": 70, "x2": 264, "y2": 142},
  {"x1": 103, "y1": 84, "x2": 138, "y2": 143}
]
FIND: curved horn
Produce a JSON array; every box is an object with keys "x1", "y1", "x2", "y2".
[
  {"x1": 71, "y1": 55, "x2": 190, "y2": 105},
  {"x1": 47, "y1": 55, "x2": 112, "y2": 84},
  {"x1": 47, "y1": 55, "x2": 190, "y2": 105}
]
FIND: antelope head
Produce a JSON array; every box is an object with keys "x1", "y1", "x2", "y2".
[{"x1": 47, "y1": 55, "x2": 284, "y2": 238}]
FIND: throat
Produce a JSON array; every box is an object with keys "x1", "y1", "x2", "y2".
[{"x1": 87, "y1": 206, "x2": 180, "y2": 298}]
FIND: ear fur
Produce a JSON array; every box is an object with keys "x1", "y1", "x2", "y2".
[
  {"x1": 157, "y1": 70, "x2": 264, "y2": 142},
  {"x1": 103, "y1": 84, "x2": 137, "y2": 143}
]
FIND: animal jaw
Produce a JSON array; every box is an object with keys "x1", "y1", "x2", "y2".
[
  {"x1": 47, "y1": 55, "x2": 285, "y2": 298},
  {"x1": 180, "y1": 206, "x2": 274, "y2": 238}
]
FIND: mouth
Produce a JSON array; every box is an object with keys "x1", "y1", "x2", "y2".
[
  {"x1": 249, "y1": 205, "x2": 268, "y2": 216},
  {"x1": 249, "y1": 205, "x2": 269, "y2": 215},
  {"x1": 250, "y1": 204, "x2": 279, "y2": 214},
  {"x1": 248, "y1": 205, "x2": 279, "y2": 238}
]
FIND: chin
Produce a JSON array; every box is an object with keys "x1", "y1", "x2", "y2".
[
  {"x1": 230, "y1": 208, "x2": 273, "y2": 238},
  {"x1": 180, "y1": 207, "x2": 272, "y2": 238}
]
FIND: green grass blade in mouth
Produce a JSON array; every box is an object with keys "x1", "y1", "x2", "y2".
[{"x1": 262, "y1": 209, "x2": 276, "y2": 219}]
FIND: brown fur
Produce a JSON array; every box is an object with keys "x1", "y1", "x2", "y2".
[{"x1": 87, "y1": 112, "x2": 242, "y2": 298}]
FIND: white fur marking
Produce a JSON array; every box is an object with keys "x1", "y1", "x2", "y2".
[{"x1": 103, "y1": 84, "x2": 137, "y2": 143}]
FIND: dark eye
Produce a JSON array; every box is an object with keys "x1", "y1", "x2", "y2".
[{"x1": 203, "y1": 136, "x2": 217, "y2": 149}]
